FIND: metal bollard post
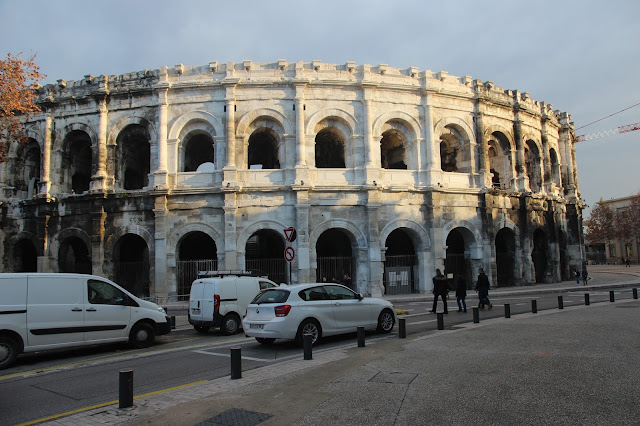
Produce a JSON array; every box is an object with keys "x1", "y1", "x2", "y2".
[
  {"x1": 531, "y1": 300, "x2": 537, "y2": 313},
  {"x1": 170, "y1": 316, "x2": 176, "y2": 329},
  {"x1": 357, "y1": 326, "x2": 365, "y2": 347},
  {"x1": 558, "y1": 295, "x2": 564, "y2": 309},
  {"x1": 472, "y1": 307, "x2": 479, "y2": 323},
  {"x1": 303, "y1": 334, "x2": 313, "y2": 360},
  {"x1": 398, "y1": 318, "x2": 406, "y2": 338},
  {"x1": 585, "y1": 293, "x2": 590, "y2": 305},
  {"x1": 610, "y1": 291, "x2": 615, "y2": 302},
  {"x1": 437, "y1": 313, "x2": 444, "y2": 330},
  {"x1": 119, "y1": 368, "x2": 133, "y2": 409},
  {"x1": 634, "y1": 288, "x2": 638, "y2": 299},
  {"x1": 504, "y1": 303, "x2": 510, "y2": 318},
  {"x1": 230, "y1": 347, "x2": 242, "y2": 379}
]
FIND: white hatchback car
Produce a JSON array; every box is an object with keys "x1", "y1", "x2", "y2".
[{"x1": 242, "y1": 283, "x2": 396, "y2": 345}]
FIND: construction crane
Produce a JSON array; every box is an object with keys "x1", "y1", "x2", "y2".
[{"x1": 576, "y1": 122, "x2": 640, "y2": 142}]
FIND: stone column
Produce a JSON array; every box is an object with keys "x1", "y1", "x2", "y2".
[
  {"x1": 475, "y1": 103, "x2": 491, "y2": 188},
  {"x1": 541, "y1": 119, "x2": 553, "y2": 194},
  {"x1": 154, "y1": 88, "x2": 168, "y2": 188},
  {"x1": 513, "y1": 118, "x2": 528, "y2": 191},
  {"x1": 222, "y1": 81, "x2": 238, "y2": 187},
  {"x1": 294, "y1": 82, "x2": 307, "y2": 167},
  {"x1": 91, "y1": 98, "x2": 108, "y2": 193},
  {"x1": 362, "y1": 85, "x2": 377, "y2": 169},
  {"x1": 38, "y1": 115, "x2": 53, "y2": 197},
  {"x1": 91, "y1": 206, "x2": 106, "y2": 277},
  {"x1": 366, "y1": 201, "x2": 384, "y2": 297},
  {"x1": 153, "y1": 195, "x2": 169, "y2": 298},
  {"x1": 223, "y1": 203, "x2": 238, "y2": 270}
]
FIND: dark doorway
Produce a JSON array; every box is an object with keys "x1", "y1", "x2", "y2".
[
  {"x1": 495, "y1": 228, "x2": 515, "y2": 287},
  {"x1": 316, "y1": 229, "x2": 354, "y2": 288},
  {"x1": 114, "y1": 234, "x2": 150, "y2": 297},
  {"x1": 384, "y1": 229, "x2": 417, "y2": 295},
  {"x1": 59, "y1": 237, "x2": 92, "y2": 274},
  {"x1": 13, "y1": 239, "x2": 37, "y2": 272},
  {"x1": 177, "y1": 232, "x2": 218, "y2": 295},
  {"x1": 248, "y1": 130, "x2": 280, "y2": 169},
  {"x1": 184, "y1": 133, "x2": 214, "y2": 172},
  {"x1": 245, "y1": 230, "x2": 286, "y2": 283},
  {"x1": 315, "y1": 128, "x2": 345, "y2": 168},
  {"x1": 532, "y1": 229, "x2": 548, "y2": 283},
  {"x1": 117, "y1": 125, "x2": 151, "y2": 190},
  {"x1": 445, "y1": 228, "x2": 471, "y2": 288}
]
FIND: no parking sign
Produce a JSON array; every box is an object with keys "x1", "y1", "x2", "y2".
[{"x1": 284, "y1": 246, "x2": 295, "y2": 262}]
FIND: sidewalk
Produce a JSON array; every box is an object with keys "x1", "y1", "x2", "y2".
[{"x1": 43, "y1": 266, "x2": 640, "y2": 425}]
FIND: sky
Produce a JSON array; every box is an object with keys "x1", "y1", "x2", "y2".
[{"x1": 1, "y1": 0, "x2": 638, "y2": 217}]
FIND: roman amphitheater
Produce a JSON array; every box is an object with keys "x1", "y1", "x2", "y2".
[{"x1": 0, "y1": 60, "x2": 584, "y2": 299}]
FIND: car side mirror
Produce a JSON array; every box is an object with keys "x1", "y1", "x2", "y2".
[{"x1": 357, "y1": 293, "x2": 363, "y2": 300}]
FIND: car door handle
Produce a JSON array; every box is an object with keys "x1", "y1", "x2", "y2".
[
  {"x1": 71, "y1": 307, "x2": 83, "y2": 312},
  {"x1": 86, "y1": 308, "x2": 97, "y2": 312}
]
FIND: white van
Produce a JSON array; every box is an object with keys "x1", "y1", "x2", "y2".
[
  {"x1": 188, "y1": 271, "x2": 278, "y2": 335},
  {"x1": 0, "y1": 273, "x2": 171, "y2": 370}
]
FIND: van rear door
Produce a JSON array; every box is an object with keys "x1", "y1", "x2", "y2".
[
  {"x1": 189, "y1": 280, "x2": 207, "y2": 321},
  {"x1": 26, "y1": 276, "x2": 85, "y2": 348},
  {"x1": 83, "y1": 278, "x2": 131, "y2": 343}
]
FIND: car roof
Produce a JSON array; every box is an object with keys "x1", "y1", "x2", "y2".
[{"x1": 264, "y1": 283, "x2": 352, "y2": 291}]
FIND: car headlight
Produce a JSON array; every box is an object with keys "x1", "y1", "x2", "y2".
[{"x1": 158, "y1": 306, "x2": 167, "y2": 315}]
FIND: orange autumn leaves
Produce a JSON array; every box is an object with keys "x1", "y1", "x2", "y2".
[{"x1": 0, "y1": 52, "x2": 45, "y2": 161}]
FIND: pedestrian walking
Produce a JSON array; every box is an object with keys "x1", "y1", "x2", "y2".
[
  {"x1": 474, "y1": 267, "x2": 492, "y2": 310},
  {"x1": 430, "y1": 269, "x2": 449, "y2": 314},
  {"x1": 581, "y1": 267, "x2": 589, "y2": 286},
  {"x1": 574, "y1": 268, "x2": 580, "y2": 285},
  {"x1": 626, "y1": 258, "x2": 631, "y2": 267},
  {"x1": 455, "y1": 276, "x2": 467, "y2": 313}
]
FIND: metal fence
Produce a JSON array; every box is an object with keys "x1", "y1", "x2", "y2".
[
  {"x1": 245, "y1": 257, "x2": 287, "y2": 284},
  {"x1": 115, "y1": 261, "x2": 149, "y2": 297},
  {"x1": 316, "y1": 256, "x2": 353, "y2": 287},
  {"x1": 384, "y1": 255, "x2": 417, "y2": 295},
  {"x1": 177, "y1": 259, "x2": 218, "y2": 295}
]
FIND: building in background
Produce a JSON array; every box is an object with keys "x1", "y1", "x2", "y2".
[
  {"x1": 0, "y1": 60, "x2": 584, "y2": 300},
  {"x1": 595, "y1": 195, "x2": 639, "y2": 264}
]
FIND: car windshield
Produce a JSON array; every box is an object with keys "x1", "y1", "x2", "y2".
[{"x1": 251, "y1": 289, "x2": 290, "y2": 304}]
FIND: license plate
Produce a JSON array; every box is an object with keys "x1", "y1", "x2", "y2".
[
  {"x1": 250, "y1": 324, "x2": 264, "y2": 329},
  {"x1": 191, "y1": 308, "x2": 200, "y2": 314}
]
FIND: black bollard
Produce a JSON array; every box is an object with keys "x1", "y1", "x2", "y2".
[
  {"x1": 357, "y1": 326, "x2": 365, "y2": 347},
  {"x1": 558, "y1": 295, "x2": 564, "y2": 309},
  {"x1": 398, "y1": 318, "x2": 406, "y2": 338},
  {"x1": 585, "y1": 293, "x2": 590, "y2": 305},
  {"x1": 119, "y1": 368, "x2": 134, "y2": 409},
  {"x1": 504, "y1": 303, "x2": 510, "y2": 318},
  {"x1": 472, "y1": 307, "x2": 479, "y2": 323},
  {"x1": 437, "y1": 313, "x2": 444, "y2": 330},
  {"x1": 230, "y1": 347, "x2": 242, "y2": 379},
  {"x1": 610, "y1": 291, "x2": 615, "y2": 302},
  {"x1": 303, "y1": 334, "x2": 313, "y2": 360},
  {"x1": 634, "y1": 288, "x2": 638, "y2": 300},
  {"x1": 531, "y1": 300, "x2": 537, "y2": 313}
]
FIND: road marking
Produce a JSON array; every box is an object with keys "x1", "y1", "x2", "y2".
[
  {"x1": 16, "y1": 380, "x2": 208, "y2": 426},
  {"x1": 407, "y1": 319, "x2": 436, "y2": 325}
]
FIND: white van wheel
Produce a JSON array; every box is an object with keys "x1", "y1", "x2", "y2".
[
  {"x1": 0, "y1": 336, "x2": 19, "y2": 370},
  {"x1": 222, "y1": 314, "x2": 240, "y2": 335},
  {"x1": 130, "y1": 323, "x2": 155, "y2": 348}
]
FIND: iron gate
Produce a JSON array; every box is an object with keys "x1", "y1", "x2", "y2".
[
  {"x1": 384, "y1": 255, "x2": 417, "y2": 295},
  {"x1": 316, "y1": 256, "x2": 353, "y2": 288},
  {"x1": 177, "y1": 259, "x2": 218, "y2": 296}
]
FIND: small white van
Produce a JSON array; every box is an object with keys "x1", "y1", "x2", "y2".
[
  {"x1": 0, "y1": 273, "x2": 171, "y2": 370},
  {"x1": 188, "y1": 271, "x2": 278, "y2": 334}
]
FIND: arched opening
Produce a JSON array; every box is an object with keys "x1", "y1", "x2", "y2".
[
  {"x1": 13, "y1": 239, "x2": 37, "y2": 272},
  {"x1": 549, "y1": 148, "x2": 561, "y2": 187},
  {"x1": 380, "y1": 129, "x2": 407, "y2": 169},
  {"x1": 524, "y1": 140, "x2": 542, "y2": 192},
  {"x1": 248, "y1": 129, "x2": 280, "y2": 169},
  {"x1": 117, "y1": 125, "x2": 150, "y2": 190},
  {"x1": 439, "y1": 125, "x2": 470, "y2": 173},
  {"x1": 316, "y1": 229, "x2": 354, "y2": 288},
  {"x1": 495, "y1": 228, "x2": 515, "y2": 287},
  {"x1": 13, "y1": 139, "x2": 41, "y2": 199},
  {"x1": 59, "y1": 236, "x2": 92, "y2": 274},
  {"x1": 62, "y1": 130, "x2": 92, "y2": 194},
  {"x1": 315, "y1": 128, "x2": 345, "y2": 168},
  {"x1": 245, "y1": 230, "x2": 286, "y2": 283},
  {"x1": 384, "y1": 228, "x2": 417, "y2": 295},
  {"x1": 445, "y1": 228, "x2": 472, "y2": 288},
  {"x1": 488, "y1": 132, "x2": 512, "y2": 190},
  {"x1": 177, "y1": 232, "x2": 218, "y2": 295},
  {"x1": 532, "y1": 229, "x2": 549, "y2": 283},
  {"x1": 183, "y1": 132, "x2": 214, "y2": 172},
  {"x1": 113, "y1": 234, "x2": 150, "y2": 297}
]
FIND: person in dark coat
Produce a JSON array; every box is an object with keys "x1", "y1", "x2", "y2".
[
  {"x1": 455, "y1": 276, "x2": 467, "y2": 313},
  {"x1": 430, "y1": 269, "x2": 448, "y2": 314},
  {"x1": 474, "y1": 267, "x2": 492, "y2": 310}
]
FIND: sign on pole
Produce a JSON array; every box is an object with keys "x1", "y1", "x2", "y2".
[
  {"x1": 284, "y1": 227, "x2": 297, "y2": 242},
  {"x1": 284, "y1": 246, "x2": 295, "y2": 262}
]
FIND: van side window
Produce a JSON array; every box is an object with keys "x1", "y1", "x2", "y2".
[
  {"x1": 259, "y1": 280, "x2": 276, "y2": 290},
  {"x1": 88, "y1": 280, "x2": 127, "y2": 305}
]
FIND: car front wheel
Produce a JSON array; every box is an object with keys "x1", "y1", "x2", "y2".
[
  {"x1": 377, "y1": 309, "x2": 395, "y2": 333},
  {"x1": 297, "y1": 318, "x2": 321, "y2": 346},
  {"x1": 130, "y1": 322, "x2": 155, "y2": 348}
]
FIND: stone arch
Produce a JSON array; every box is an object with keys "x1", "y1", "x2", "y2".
[
  {"x1": 524, "y1": 137, "x2": 543, "y2": 192},
  {"x1": 236, "y1": 108, "x2": 293, "y2": 136},
  {"x1": 237, "y1": 220, "x2": 288, "y2": 254},
  {"x1": 484, "y1": 125, "x2": 515, "y2": 189},
  {"x1": 434, "y1": 117, "x2": 476, "y2": 173},
  {"x1": 57, "y1": 122, "x2": 98, "y2": 152},
  {"x1": 104, "y1": 225, "x2": 155, "y2": 262},
  {"x1": 168, "y1": 110, "x2": 223, "y2": 141},
  {"x1": 372, "y1": 111, "x2": 420, "y2": 141},
  {"x1": 306, "y1": 108, "x2": 358, "y2": 137},
  {"x1": 8, "y1": 127, "x2": 44, "y2": 159},
  {"x1": 310, "y1": 219, "x2": 368, "y2": 251},
  {"x1": 8, "y1": 232, "x2": 40, "y2": 272},
  {"x1": 167, "y1": 222, "x2": 223, "y2": 258},
  {"x1": 380, "y1": 219, "x2": 431, "y2": 252},
  {"x1": 49, "y1": 227, "x2": 92, "y2": 262},
  {"x1": 442, "y1": 220, "x2": 482, "y2": 254},
  {"x1": 107, "y1": 116, "x2": 157, "y2": 147}
]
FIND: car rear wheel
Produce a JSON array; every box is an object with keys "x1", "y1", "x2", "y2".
[
  {"x1": 0, "y1": 336, "x2": 19, "y2": 370},
  {"x1": 377, "y1": 309, "x2": 395, "y2": 333},
  {"x1": 297, "y1": 318, "x2": 321, "y2": 346},
  {"x1": 221, "y1": 314, "x2": 241, "y2": 335},
  {"x1": 130, "y1": 322, "x2": 155, "y2": 348},
  {"x1": 256, "y1": 337, "x2": 276, "y2": 345}
]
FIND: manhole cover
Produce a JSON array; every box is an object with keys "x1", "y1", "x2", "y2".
[
  {"x1": 369, "y1": 371, "x2": 417, "y2": 385},
  {"x1": 196, "y1": 408, "x2": 272, "y2": 426}
]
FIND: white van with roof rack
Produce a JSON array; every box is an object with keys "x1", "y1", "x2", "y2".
[{"x1": 188, "y1": 270, "x2": 278, "y2": 335}]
